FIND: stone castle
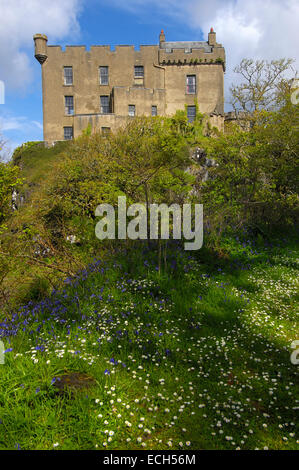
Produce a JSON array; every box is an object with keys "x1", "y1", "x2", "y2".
[{"x1": 34, "y1": 29, "x2": 225, "y2": 145}]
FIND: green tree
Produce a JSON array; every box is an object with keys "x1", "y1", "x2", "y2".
[
  {"x1": 230, "y1": 58, "x2": 296, "y2": 114},
  {"x1": 199, "y1": 95, "x2": 299, "y2": 238}
]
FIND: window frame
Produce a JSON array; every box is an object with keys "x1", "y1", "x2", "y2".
[
  {"x1": 128, "y1": 104, "x2": 136, "y2": 117},
  {"x1": 64, "y1": 95, "x2": 74, "y2": 115},
  {"x1": 151, "y1": 105, "x2": 158, "y2": 117},
  {"x1": 64, "y1": 66, "x2": 73, "y2": 86},
  {"x1": 101, "y1": 127, "x2": 111, "y2": 135},
  {"x1": 187, "y1": 105, "x2": 196, "y2": 123},
  {"x1": 134, "y1": 66, "x2": 144, "y2": 78},
  {"x1": 100, "y1": 95, "x2": 110, "y2": 114},
  {"x1": 99, "y1": 66, "x2": 109, "y2": 85},
  {"x1": 186, "y1": 75, "x2": 196, "y2": 94},
  {"x1": 64, "y1": 126, "x2": 73, "y2": 140}
]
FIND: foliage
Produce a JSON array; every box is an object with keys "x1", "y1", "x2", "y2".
[
  {"x1": 199, "y1": 98, "x2": 299, "y2": 240},
  {"x1": 230, "y1": 58, "x2": 295, "y2": 114},
  {"x1": 32, "y1": 116, "x2": 195, "y2": 252},
  {"x1": 0, "y1": 161, "x2": 22, "y2": 232}
]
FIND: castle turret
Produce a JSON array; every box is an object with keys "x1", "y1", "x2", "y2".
[
  {"x1": 208, "y1": 28, "x2": 216, "y2": 46},
  {"x1": 33, "y1": 34, "x2": 48, "y2": 64},
  {"x1": 159, "y1": 29, "x2": 166, "y2": 47}
]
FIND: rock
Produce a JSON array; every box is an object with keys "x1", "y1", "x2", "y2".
[{"x1": 52, "y1": 372, "x2": 96, "y2": 395}]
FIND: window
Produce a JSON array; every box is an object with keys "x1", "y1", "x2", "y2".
[
  {"x1": 134, "y1": 66, "x2": 144, "y2": 78},
  {"x1": 186, "y1": 75, "x2": 196, "y2": 94},
  {"x1": 99, "y1": 66, "x2": 109, "y2": 85},
  {"x1": 65, "y1": 96, "x2": 74, "y2": 115},
  {"x1": 151, "y1": 105, "x2": 157, "y2": 116},
  {"x1": 64, "y1": 126, "x2": 73, "y2": 140},
  {"x1": 101, "y1": 127, "x2": 111, "y2": 135},
  {"x1": 128, "y1": 105, "x2": 135, "y2": 117},
  {"x1": 187, "y1": 106, "x2": 196, "y2": 123},
  {"x1": 100, "y1": 95, "x2": 110, "y2": 114},
  {"x1": 64, "y1": 67, "x2": 73, "y2": 85}
]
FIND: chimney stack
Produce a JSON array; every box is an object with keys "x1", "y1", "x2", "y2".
[
  {"x1": 208, "y1": 28, "x2": 216, "y2": 46},
  {"x1": 159, "y1": 29, "x2": 166, "y2": 47}
]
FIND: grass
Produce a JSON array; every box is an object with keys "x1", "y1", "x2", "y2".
[{"x1": 0, "y1": 235, "x2": 298, "y2": 450}]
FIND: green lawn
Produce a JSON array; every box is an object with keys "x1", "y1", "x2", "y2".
[{"x1": 0, "y1": 236, "x2": 298, "y2": 450}]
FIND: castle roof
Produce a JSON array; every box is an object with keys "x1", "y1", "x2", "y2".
[{"x1": 160, "y1": 41, "x2": 213, "y2": 53}]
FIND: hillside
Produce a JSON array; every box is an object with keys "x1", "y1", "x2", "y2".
[
  {"x1": 0, "y1": 109, "x2": 298, "y2": 451},
  {"x1": 1, "y1": 235, "x2": 298, "y2": 450}
]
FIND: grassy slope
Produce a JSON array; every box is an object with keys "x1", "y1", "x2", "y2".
[{"x1": 0, "y1": 236, "x2": 298, "y2": 450}]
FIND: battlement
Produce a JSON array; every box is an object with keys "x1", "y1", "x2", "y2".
[
  {"x1": 158, "y1": 48, "x2": 225, "y2": 69},
  {"x1": 158, "y1": 29, "x2": 225, "y2": 70},
  {"x1": 46, "y1": 44, "x2": 159, "y2": 53}
]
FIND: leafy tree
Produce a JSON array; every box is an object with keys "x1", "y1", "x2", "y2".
[
  {"x1": 199, "y1": 93, "x2": 299, "y2": 238},
  {"x1": 230, "y1": 58, "x2": 296, "y2": 114}
]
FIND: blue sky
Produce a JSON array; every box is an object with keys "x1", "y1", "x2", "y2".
[{"x1": 0, "y1": 0, "x2": 298, "y2": 159}]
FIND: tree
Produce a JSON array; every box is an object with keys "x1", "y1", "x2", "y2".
[
  {"x1": 199, "y1": 91, "x2": 299, "y2": 237},
  {"x1": 230, "y1": 58, "x2": 296, "y2": 114}
]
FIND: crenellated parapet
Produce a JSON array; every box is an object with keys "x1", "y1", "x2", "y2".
[
  {"x1": 158, "y1": 49, "x2": 225, "y2": 69},
  {"x1": 158, "y1": 29, "x2": 225, "y2": 70}
]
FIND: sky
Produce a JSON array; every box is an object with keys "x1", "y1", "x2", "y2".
[{"x1": 0, "y1": 0, "x2": 298, "y2": 158}]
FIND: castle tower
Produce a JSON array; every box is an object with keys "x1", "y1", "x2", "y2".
[{"x1": 33, "y1": 34, "x2": 48, "y2": 64}]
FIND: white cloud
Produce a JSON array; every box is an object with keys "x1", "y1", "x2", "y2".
[
  {"x1": 0, "y1": 0, "x2": 83, "y2": 90},
  {"x1": 187, "y1": 0, "x2": 299, "y2": 105},
  {"x1": 0, "y1": 115, "x2": 42, "y2": 132},
  {"x1": 107, "y1": 0, "x2": 299, "y2": 106}
]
